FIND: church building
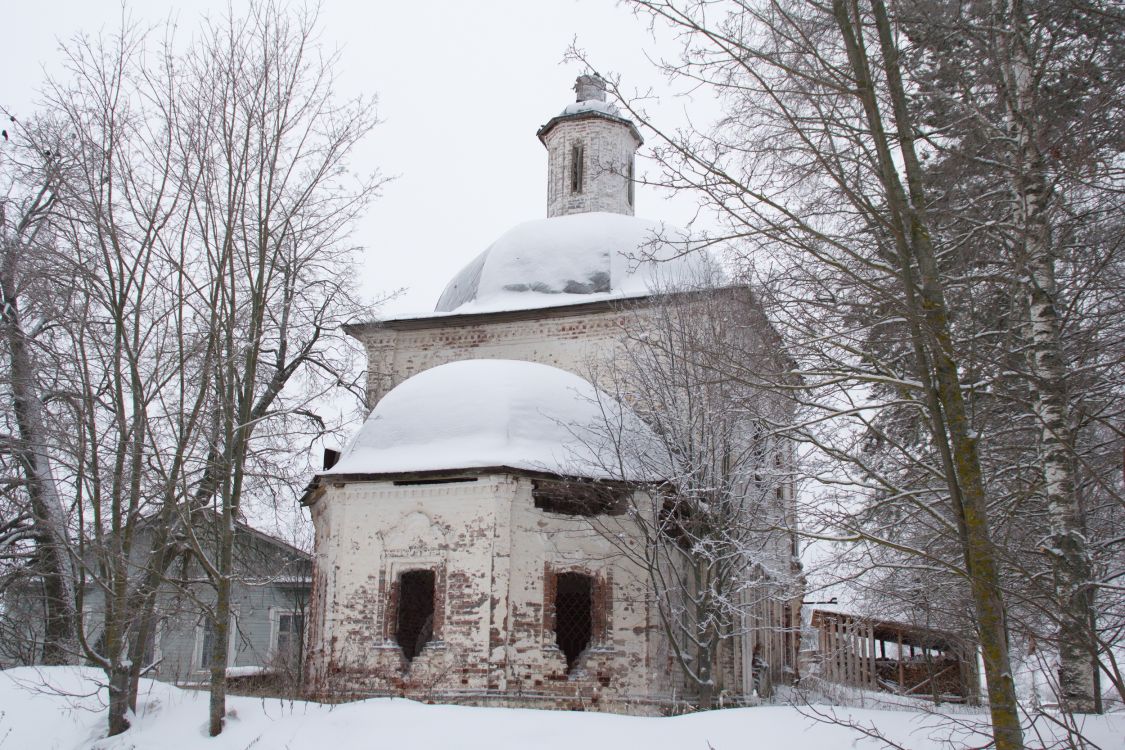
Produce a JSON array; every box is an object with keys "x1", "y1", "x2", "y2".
[{"x1": 301, "y1": 76, "x2": 798, "y2": 713}]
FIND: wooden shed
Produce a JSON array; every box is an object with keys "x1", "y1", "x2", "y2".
[{"x1": 810, "y1": 609, "x2": 980, "y2": 703}]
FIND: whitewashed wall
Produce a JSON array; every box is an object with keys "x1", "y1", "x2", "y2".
[{"x1": 304, "y1": 474, "x2": 673, "y2": 712}]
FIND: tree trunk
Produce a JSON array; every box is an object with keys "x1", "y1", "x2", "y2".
[
  {"x1": 208, "y1": 510, "x2": 234, "y2": 737},
  {"x1": 107, "y1": 661, "x2": 132, "y2": 736},
  {"x1": 697, "y1": 642, "x2": 716, "y2": 709},
  {"x1": 992, "y1": 0, "x2": 1098, "y2": 712},
  {"x1": 1022, "y1": 216, "x2": 1097, "y2": 713},
  {"x1": 834, "y1": 3, "x2": 1025, "y2": 746},
  {"x1": 0, "y1": 233, "x2": 77, "y2": 665}
]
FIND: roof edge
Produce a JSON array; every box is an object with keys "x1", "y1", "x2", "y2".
[
  {"x1": 302, "y1": 466, "x2": 647, "y2": 505},
  {"x1": 344, "y1": 293, "x2": 655, "y2": 335},
  {"x1": 536, "y1": 109, "x2": 643, "y2": 147}
]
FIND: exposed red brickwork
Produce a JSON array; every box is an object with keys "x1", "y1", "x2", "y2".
[
  {"x1": 542, "y1": 563, "x2": 557, "y2": 635},
  {"x1": 593, "y1": 570, "x2": 611, "y2": 644},
  {"x1": 359, "y1": 308, "x2": 634, "y2": 405},
  {"x1": 382, "y1": 575, "x2": 398, "y2": 642},
  {"x1": 302, "y1": 454, "x2": 794, "y2": 712}
]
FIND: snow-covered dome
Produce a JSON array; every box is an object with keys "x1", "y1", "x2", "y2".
[
  {"x1": 326, "y1": 359, "x2": 661, "y2": 480},
  {"x1": 434, "y1": 213, "x2": 707, "y2": 313}
]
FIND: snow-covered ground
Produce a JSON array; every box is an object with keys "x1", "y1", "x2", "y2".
[{"x1": 2, "y1": 668, "x2": 1121, "y2": 750}]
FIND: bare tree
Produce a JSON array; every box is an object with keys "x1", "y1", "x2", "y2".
[
  {"x1": 0, "y1": 119, "x2": 77, "y2": 665},
  {"x1": 172, "y1": 3, "x2": 380, "y2": 736},
  {"x1": 895, "y1": 0, "x2": 1125, "y2": 712},
  {"x1": 34, "y1": 21, "x2": 219, "y2": 735},
  {"x1": 583, "y1": 281, "x2": 800, "y2": 708},
  {"x1": 0, "y1": 2, "x2": 379, "y2": 738},
  {"x1": 578, "y1": 1, "x2": 1030, "y2": 745}
]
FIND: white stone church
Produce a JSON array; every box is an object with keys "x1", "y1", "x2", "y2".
[{"x1": 301, "y1": 76, "x2": 799, "y2": 712}]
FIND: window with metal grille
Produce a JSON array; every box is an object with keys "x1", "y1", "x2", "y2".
[
  {"x1": 554, "y1": 572, "x2": 593, "y2": 672},
  {"x1": 395, "y1": 570, "x2": 435, "y2": 661}
]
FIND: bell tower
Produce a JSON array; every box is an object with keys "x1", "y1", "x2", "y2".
[{"x1": 537, "y1": 74, "x2": 643, "y2": 218}]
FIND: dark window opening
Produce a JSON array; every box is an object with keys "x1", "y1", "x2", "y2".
[
  {"x1": 533, "y1": 480, "x2": 626, "y2": 516},
  {"x1": 395, "y1": 570, "x2": 435, "y2": 661},
  {"x1": 627, "y1": 158, "x2": 635, "y2": 206},
  {"x1": 554, "y1": 572, "x2": 593, "y2": 672},
  {"x1": 658, "y1": 497, "x2": 694, "y2": 549},
  {"x1": 393, "y1": 477, "x2": 478, "y2": 486},
  {"x1": 570, "y1": 143, "x2": 584, "y2": 193}
]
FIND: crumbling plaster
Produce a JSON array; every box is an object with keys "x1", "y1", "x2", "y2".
[
  {"x1": 304, "y1": 473, "x2": 674, "y2": 712},
  {"x1": 353, "y1": 303, "x2": 637, "y2": 407}
]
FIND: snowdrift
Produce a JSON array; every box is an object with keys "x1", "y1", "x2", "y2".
[{"x1": 2, "y1": 667, "x2": 1122, "y2": 750}]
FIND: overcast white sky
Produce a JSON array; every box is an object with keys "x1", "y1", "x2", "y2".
[
  {"x1": 2, "y1": 0, "x2": 718, "y2": 317},
  {"x1": 0, "y1": 0, "x2": 727, "y2": 539}
]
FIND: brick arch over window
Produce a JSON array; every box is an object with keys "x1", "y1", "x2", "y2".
[{"x1": 382, "y1": 565, "x2": 446, "y2": 657}]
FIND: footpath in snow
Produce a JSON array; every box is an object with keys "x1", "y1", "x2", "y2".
[{"x1": 1, "y1": 667, "x2": 1121, "y2": 750}]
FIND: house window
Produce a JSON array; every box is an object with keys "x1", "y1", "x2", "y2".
[
  {"x1": 200, "y1": 619, "x2": 216, "y2": 669},
  {"x1": 275, "y1": 612, "x2": 304, "y2": 672},
  {"x1": 395, "y1": 570, "x2": 435, "y2": 661},
  {"x1": 570, "y1": 143, "x2": 584, "y2": 194},
  {"x1": 196, "y1": 614, "x2": 237, "y2": 671},
  {"x1": 554, "y1": 572, "x2": 593, "y2": 672}
]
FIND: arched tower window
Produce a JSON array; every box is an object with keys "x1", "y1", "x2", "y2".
[
  {"x1": 627, "y1": 157, "x2": 635, "y2": 207},
  {"x1": 570, "y1": 142, "x2": 584, "y2": 194}
]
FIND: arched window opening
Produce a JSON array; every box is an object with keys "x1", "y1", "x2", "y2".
[
  {"x1": 395, "y1": 569, "x2": 435, "y2": 661},
  {"x1": 570, "y1": 143, "x2": 584, "y2": 194},
  {"x1": 554, "y1": 572, "x2": 593, "y2": 672}
]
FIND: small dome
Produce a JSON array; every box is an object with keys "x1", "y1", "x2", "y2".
[
  {"x1": 434, "y1": 213, "x2": 708, "y2": 314},
  {"x1": 326, "y1": 360, "x2": 661, "y2": 480}
]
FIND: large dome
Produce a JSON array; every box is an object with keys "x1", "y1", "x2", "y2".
[
  {"x1": 325, "y1": 359, "x2": 661, "y2": 480},
  {"x1": 434, "y1": 213, "x2": 708, "y2": 313}
]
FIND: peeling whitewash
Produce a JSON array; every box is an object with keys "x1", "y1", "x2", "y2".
[
  {"x1": 304, "y1": 475, "x2": 673, "y2": 712},
  {"x1": 302, "y1": 73, "x2": 798, "y2": 713}
]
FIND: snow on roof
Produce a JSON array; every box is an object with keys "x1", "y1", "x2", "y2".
[
  {"x1": 560, "y1": 99, "x2": 621, "y2": 117},
  {"x1": 433, "y1": 212, "x2": 709, "y2": 314},
  {"x1": 325, "y1": 359, "x2": 662, "y2": 481}
]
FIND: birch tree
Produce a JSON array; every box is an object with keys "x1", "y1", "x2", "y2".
[
  {"x1": 898, "y1": 0, "x2": 1125, "y2": 711},
  {"x1": 590, "y1": 1, "x2": 1026, "y2": 745}
]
